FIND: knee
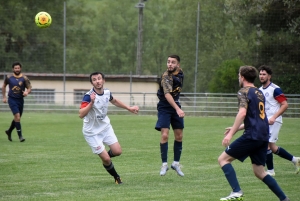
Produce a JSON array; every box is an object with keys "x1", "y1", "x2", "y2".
[
  {"x1": 113, "y1": 149, "x2": 122, "y2": 156},
  {"x1": 161, "y1": 133, "x2": 169, "y2": 141},
  {"x1": 100, "y1": 155, "x2": 111, "y2": 165}
]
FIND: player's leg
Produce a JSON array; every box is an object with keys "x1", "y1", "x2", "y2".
[
  {"x1": 5, "y1": 120, "x2": 14, "y2": 141},
  {"x1": 170, "y1": 111, "x2": 184, "y2": 176},
  {"x1": 269, "y1": 122, "x2": 299, "y2": 174},
  {"x1": 252, "y1": 141, "x2": 289, "y2": 201},
  {"x1": 103, "y1": 126, "x2": 123, "y2": 184},
  {"x1": 155, "y1": 106, "x2": 171, "y2": 176},
  {"x1": 218, "y1": 151, "x2": 243, "y2": 200},
  {"x1": 84, "y1": 133, "x2": 122, "y2": 184}
]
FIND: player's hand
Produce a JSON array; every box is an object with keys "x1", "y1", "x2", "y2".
[
  {"x1": 90, "y1": 92, "x2": 96, "y2": 103},
  {"x1": 2, "y1": 97, "x2": 7, "y2": 103},
  {"x1": 224, "y1": 127, "x2": 231, "y2": 135},
  {"x1": 176, "y1": 108, "x2": 185, "y2": 118},
  {"x1": 129, "y1": 106, "x2": 139, "y2": 114},
  {"x1": 268, "y1": 117, "x2": 275, "y2": 125},
  {"x1": 222, "y1": 135, "x2": 232, "y2": 147},
  {"x1": 23, "y1": 91, "x2": 28, "y2": 97}
]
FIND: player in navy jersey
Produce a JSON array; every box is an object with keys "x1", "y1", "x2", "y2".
[
  {"x1": 79, "y1": 72, "x2": 139, "y2": 184},
  {"x1": 258, "y1": 65, "x2": 300, "y2": 176},
  {"x1": 218, "y1": 66, "x2": 289, "y2": 201},
  {"x1": 2, "y1": 61, "x2": 32, "y2": 142},
  {"x1": 155, "y1": 54, "x2": 185, "y2": 177}
]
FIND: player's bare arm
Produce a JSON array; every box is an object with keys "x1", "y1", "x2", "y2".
[
  {"x1": 224, "y1": 124, "x2": 245, "y2": 135},
  {"x1": 110, "y1": 98, "x2": 139, "y2": 114},
  {"x1": 269, "y1": 100, "x2": 288, "y2": 125},
  {"x1": 164, "y1": 93, "x2": 185, "y2": 118},
  {"x1": 78, "y1": 92, "x2": 96, "y2": 118},
  {"x1": 222, "y1": 108, "x2": 246, "y2": 147}
]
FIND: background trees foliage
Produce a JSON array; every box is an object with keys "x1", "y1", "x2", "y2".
[{"x1": 0, "y1": 0, "x2": 299, "y2": 93}]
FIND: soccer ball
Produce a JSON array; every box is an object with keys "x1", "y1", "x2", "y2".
[{"x1": 35, "y1": 12, "x2": 52, "y2": 28}]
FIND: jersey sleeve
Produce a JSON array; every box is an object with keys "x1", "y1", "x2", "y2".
[
  {"x1": 273, "y1": 88, "x2": 287, "y2": 103},
  {"x1": 161, "y1": 73, "x2": 173, "y2": 94},
  {"x1": 109, "y1": 92, "x2": 113, "y2": 101},
  {"x1": 23, "y1": 75, "x2": 32, "y2": 89},
  {"x1": 80, "y1": 94, "x2": 91, "y2": 109},
  {"x1": 237, "y1": 88, "x2": 248, "y2": 109}
]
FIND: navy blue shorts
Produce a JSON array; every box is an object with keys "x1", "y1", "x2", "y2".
[
  {"x1": 8, "y1": 97, "x2": 24, "y2": 116},
  {"x1": 155, "y1": 101, "x2": 184, "y2": 131},
  {"x1": 225, "y1": 135, "x2": 268, "y2": 166}
]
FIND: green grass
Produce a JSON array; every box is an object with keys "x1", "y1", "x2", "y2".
[{"x1": 0, "y1": 113, "x2": 299, "y2": 201}]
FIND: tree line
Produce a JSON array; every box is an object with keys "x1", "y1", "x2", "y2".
[{"x1": 0, "y1": 0, "x2": 299, "y2": 93}]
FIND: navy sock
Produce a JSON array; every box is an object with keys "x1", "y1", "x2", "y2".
[
  {"x1": 160, "y1": 142, "x2": 168, "y2": 163},
  {"x1": 262, "y1": 175, "x2": 286, "y2": 200},
  {"x1": 221, "y1": 163, "x2": 241, "y2": 192},
  {"x1": 173, "y1": 140, "x2": 182, "y2": 162},
  {"x1": 266, "y1": 150, "x2": 274, "y2": 170},
  {"x1": 275, "y1": 147, "x2": 293, "y2": 161},
  {"x1": 14, "y1": 122, "x2": 22, "y2": 138},
  {"x1": 103, "y1": 162, "x2": 119, "y2": 178},
  {"x1": 8, "y1": 120, "x2": 15, "y2": 133}
]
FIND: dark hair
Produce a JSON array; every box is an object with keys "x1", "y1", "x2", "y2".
[
  {"x1": 257, "y1": 65, "x2": 272, "y2": 75},
  {"x1": 168, "y1": 54, "x2": 180, "y2": 62},
  {"x1": 239, "y1": 66, "x2": 258, "y2": 83},
  {"x1": 89, "y1": 72, "x2": 105, "y2": 83},
  {"x1": 12, "y1": 61, "x2": 22, "y2": 68}
]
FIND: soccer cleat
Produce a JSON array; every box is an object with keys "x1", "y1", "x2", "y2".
[
  {"x1": 220, "y1": 191, "x2": 244, "y2": 201},
  {"x1": 160, "y1": 164, "x2": 169, "y2": 176},
  {"x1": 5, "y1": 130, "x2": 12, "y2": 141},
  {"x1": 295, "y1": 157, "x2": 300, "y2": 174},
  {"x1": 266, "y1": 170, "x2": 275, "y2": 177},
  {"x1": 115, "y1": 177, "x2": 123, "y2": 184},
  {"x1": 281, "y1": 197, "x2": 290, "y2": 201},
  {"x1": 171, "y1": 163, "x2": 184, "y2": 176},
  {"x1": 19, "y1": 137, "x2": 25, "y2": 142}
]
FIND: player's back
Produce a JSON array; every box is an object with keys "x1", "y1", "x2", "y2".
[{"x1": 239, "y1": 86, "x2": 269, "y2": 141}]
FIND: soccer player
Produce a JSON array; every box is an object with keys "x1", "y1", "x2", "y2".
[
  {"x1": 155, "y1": 54, "x2": 185, "y2": 176},
  {"x1": 2, "y1": 61, "x2": 32, "y2": 142},
  {"x1": 258, "y1": 65, "x2": 300, "y2": 176},
  {"x1": 79, "y1": 72, "x2": 139, "y2": 184},
  {"x1": 218, "y1": 66, "x2": 290, "y2": 201}
]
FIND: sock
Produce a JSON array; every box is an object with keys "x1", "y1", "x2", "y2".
[
  {"x1": 292, "y1": 157, "x2": 298, "y2": 164},
  {"x1": 103, "y1": 162, "x2": 119, "y2": 179},
  {"x1": 266, "y1": 149, "x2": 274, "y2": 171},
  {"x1": 262, "y1": 175, "x2": 286, "y2": 200},
  {"x1": 8, "y1": 120, "x2": 15, "y2": 133},
  {"x1": 221, "y1": 163, "x2": 241, "y2": 192},
  {"x1": 160, "y1": 142, "x2": 168, "y2": 163},
  {"x1": 173, "y1": 140, "x2": 182, "y2": 162},
  {"x1": 108, "y1": 150, "x2": 115, "y2": 158},
  {"x1": 14, "y1": 122, "x2": 22, "y2": 138},
  {"x1": 275, "y1": 147, "x2": 293, "y2": 161}
]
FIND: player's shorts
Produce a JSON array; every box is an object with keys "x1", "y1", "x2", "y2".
[
  {"x1": 225, "y1": 135, "x2": 268, "y2": 166},
  {"x1": 83, "y1": 125, "x2": 118, "y2": 155},
  {"x1": 269, "y1": 122, "x2": 282, "y2": 143},
  {"x1": 155, "y1": 101, "x2": 184, "y2": 131},
  {"x1": 8, "y1": 97, "x2": 24, "y2": 115}
]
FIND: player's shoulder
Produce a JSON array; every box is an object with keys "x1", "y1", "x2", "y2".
[
  {"x1": 22, "y1": 74, "x2": 30, "y2": 80},
  {"x1": 269, "y1": 82, "x2": 280, "y2": 89}
]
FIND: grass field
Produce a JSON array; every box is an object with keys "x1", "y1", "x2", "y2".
[{"x1": 0, "y1": 113, "x2": 299, "y2": 201}]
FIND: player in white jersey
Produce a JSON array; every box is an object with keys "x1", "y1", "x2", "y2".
[
  {"x1": 79, "y1": 72, "x2": 139, "y2": 184},
  {"x1": 258, "y1": 65, "x2": 300, "y2": 175}
]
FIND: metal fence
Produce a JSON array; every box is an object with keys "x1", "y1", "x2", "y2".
[{"x1": 1, "y1": 91, "x2": 300, "y2": 118}]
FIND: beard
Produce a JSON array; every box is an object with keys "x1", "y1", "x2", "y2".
[
  {"x1": 260, "y1": 80, "x2": 268, "y2": 85},
  {"x1": 13, "y1": 71, "x2": 21, "y2": 75}
]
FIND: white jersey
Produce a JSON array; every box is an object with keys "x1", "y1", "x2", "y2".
[
  {"x1": 81, "y1": 88, "x2": 113, "y2": 136},
  {"x1": 259, "y1": 82, "x2": 286, "y2": 123}
]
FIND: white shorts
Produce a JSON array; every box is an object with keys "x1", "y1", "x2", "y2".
[
  {"x1": 269, "y1": 121, "x2": 282, "y2": 143},
  {"x1": 84, "y1": 125, "x2": 118, "y2": 154}
]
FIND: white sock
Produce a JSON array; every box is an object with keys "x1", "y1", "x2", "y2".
[
  {"x1": 162, "y1": 162, "x2": 168, "y2": 166},
  {"x1": 292, "y1": 156, "x2": 297, "y2": 164}
]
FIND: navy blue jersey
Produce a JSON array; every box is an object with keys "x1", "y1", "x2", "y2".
[
  {"x1": 157, "y1": 67, "x2": 184, "y2": 102},
  {"x1": 238, "y1": 86, "x2": 269, "y2": 141},
  {"x1": 4, "y1": 74, "x2": 32, "y2": 99}
]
